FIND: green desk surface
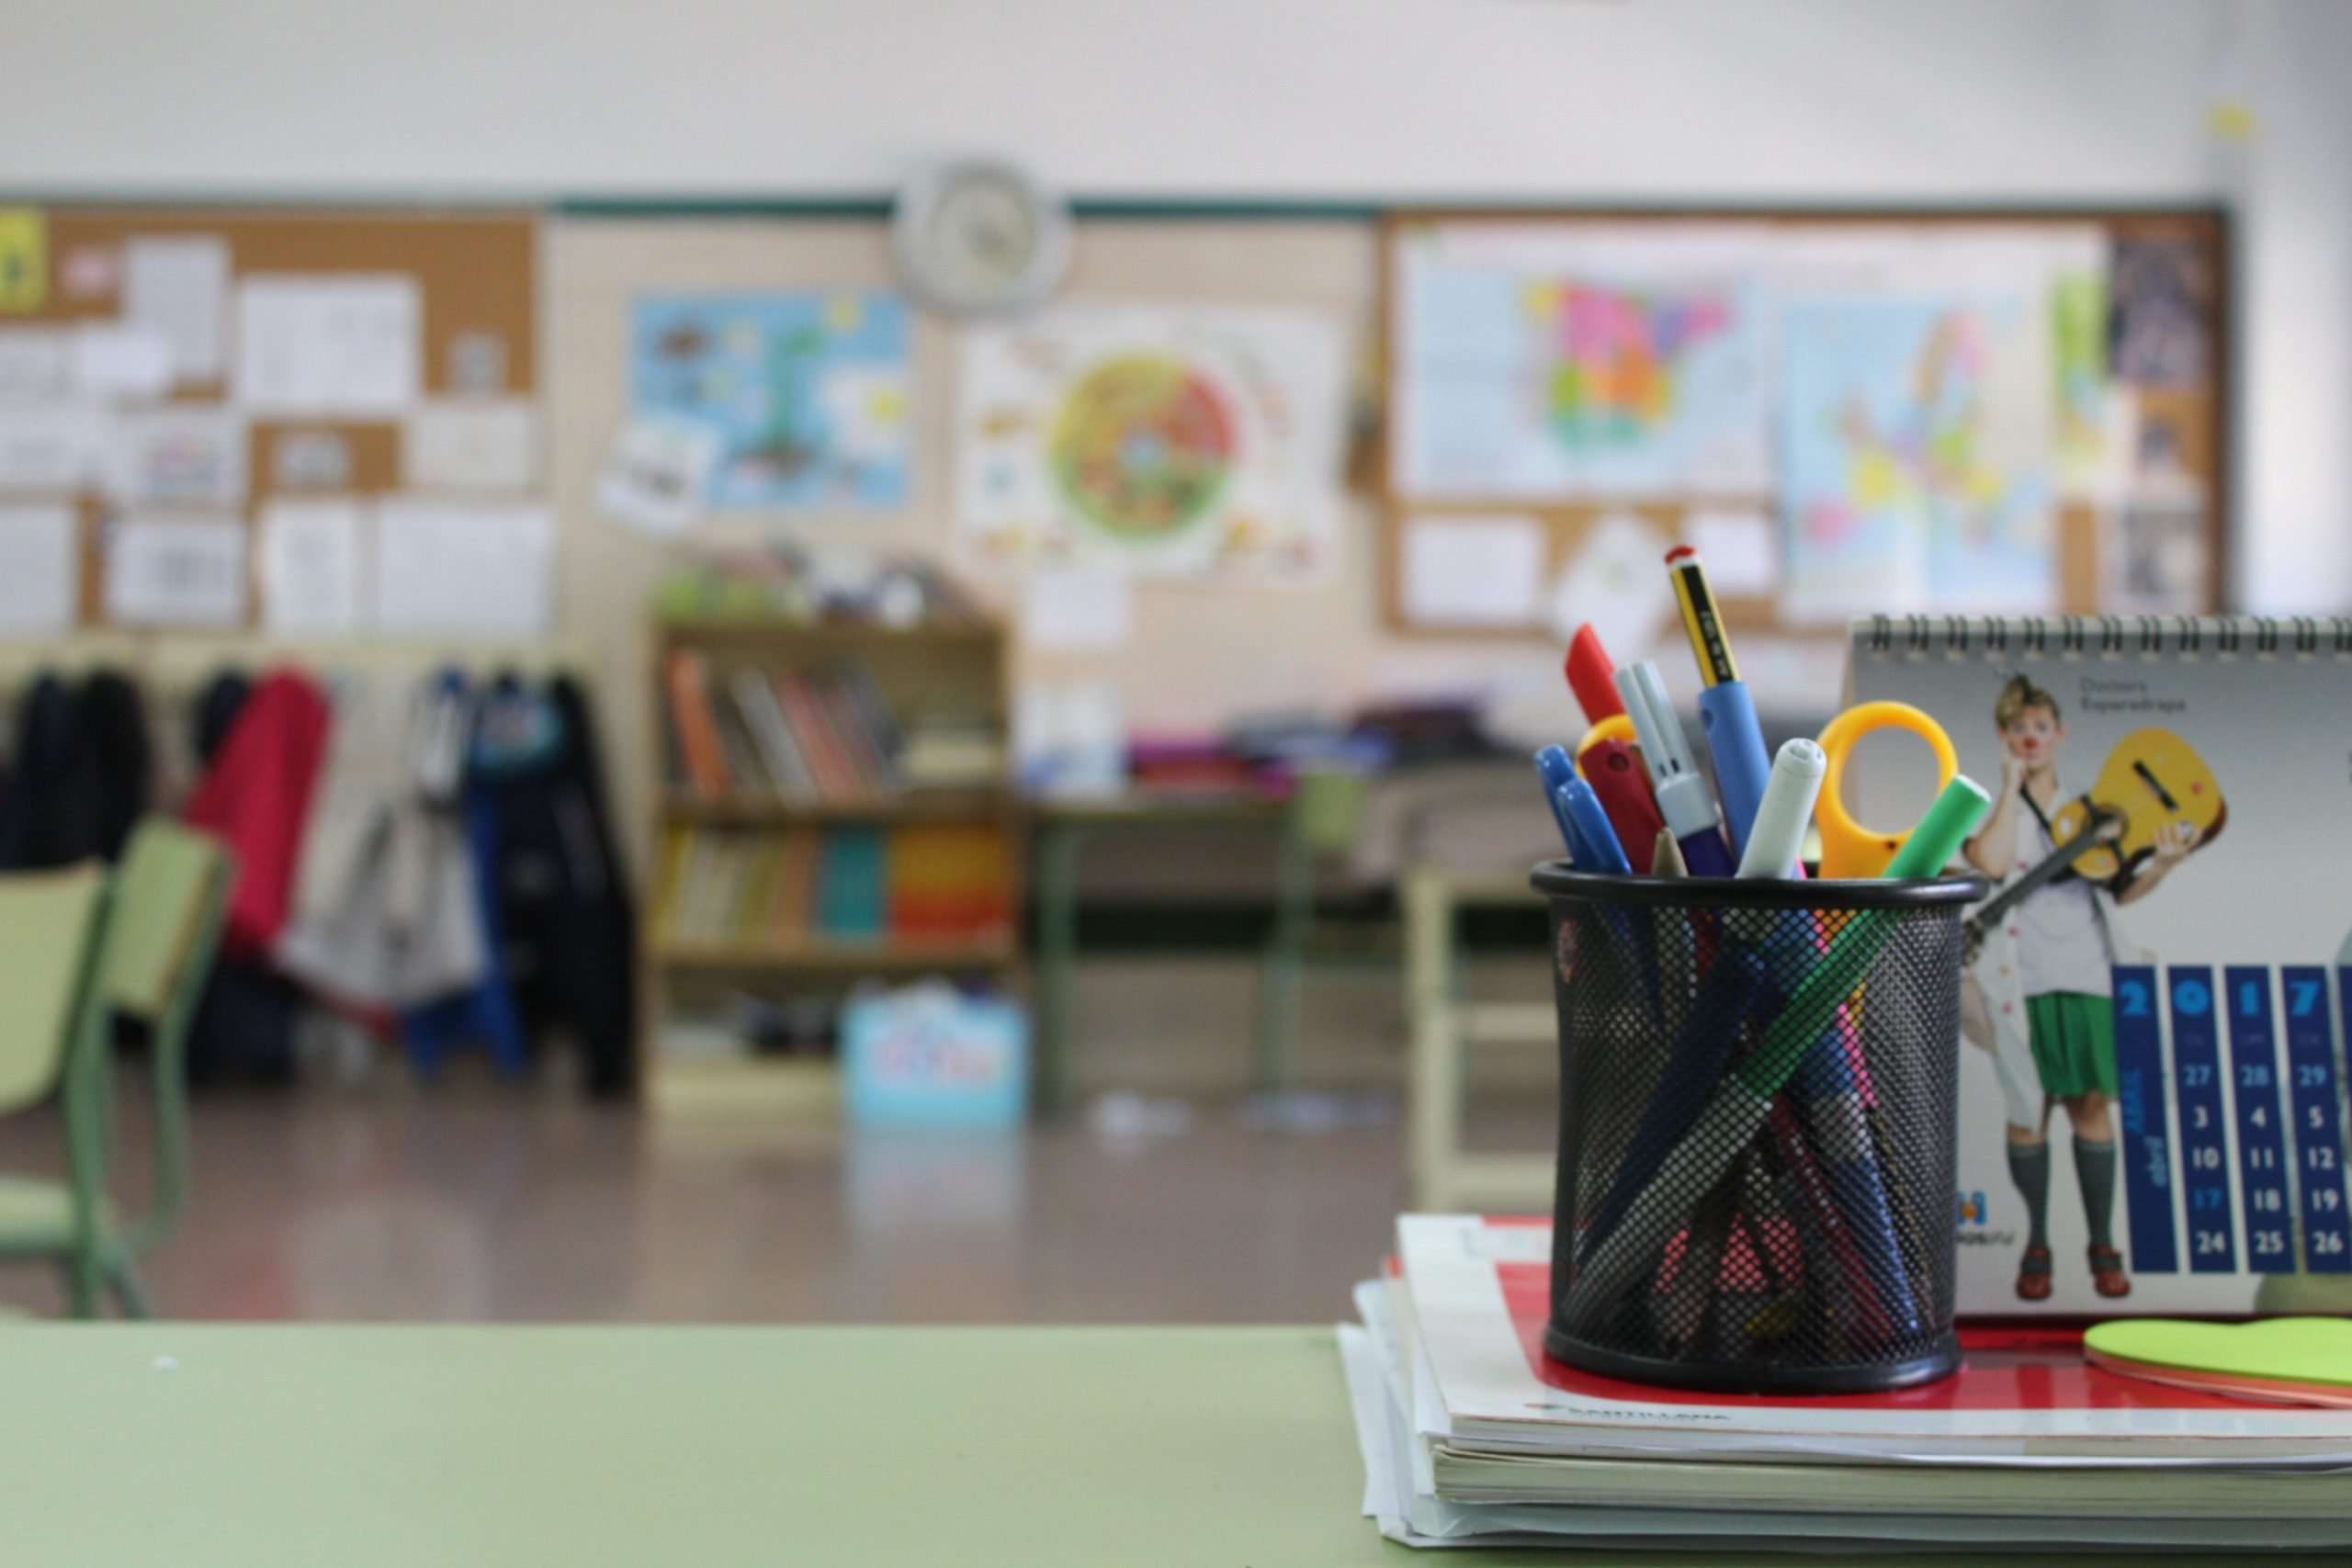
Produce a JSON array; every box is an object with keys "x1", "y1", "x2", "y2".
[{"x1": 0, "y1": 1325, "x2": 2293, "y2": 1566}]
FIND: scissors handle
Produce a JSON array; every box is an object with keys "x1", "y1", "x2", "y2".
[
  {"x1": 1815, "y1": 701, "x2": 1960, "y2": 878},
  {"x1": 1574, "y1": 712, "x2": 1639, "y2": 763}
]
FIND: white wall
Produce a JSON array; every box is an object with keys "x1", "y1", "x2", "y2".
[
  {"x1": 2233, "y1": 0, "x2": 2352, "y2": 612},
  {"x1": 0, "y1": 0, "x2": 2222, "y2": 198},
  {"x1": 6, "y1": 0, "x2": 2345, "y2": 608}
]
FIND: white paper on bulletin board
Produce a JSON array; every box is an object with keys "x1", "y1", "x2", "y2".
[
  {"x1": 105, "y1": 514, "x2": 248, "y2": 628},
  {"x1": 401, "y1": 400, "x2": 538, "y2": 491},
  {"x1": 123, "y1": 234, "x2": 232, "y2": 383},
  {"x1": 102, "y1": 405, "x2": 247, "y2": 508},
  {"x1": 259, "y1": 498, "x2": 365, "y2": 635},
  {"x1": 372, "y1": 500, "x2": 552, "y2": 636},
  {"x1": 70, "y1": 322, "x2": 173, "y2": 399},
  {"x1": 1398, "y1": 513, "x2": 1544, "y2": 627},
  {"x1": 0, "y1": 403, "x2": 103, "y2": 491},
  {"x1": 0, "y1": 328, "x2": 73, "y2": 398},
  {"x1": 235, "y1": 275, "x2": 421, "y2": 415},
  {"x1": 956, "y1": 303, "x2": 1347, "y2": 581},
  {"x1": 0, "y1": 504, "x2": 80, "y2": 635}
]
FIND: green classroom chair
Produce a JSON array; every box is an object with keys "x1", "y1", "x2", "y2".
[
  {"x1": 1254, "y1": 766, "x2": 1379, "y2": 1090},
  {"x1": 0, "y1": 821, "x2": 232, "y2": 1318}
]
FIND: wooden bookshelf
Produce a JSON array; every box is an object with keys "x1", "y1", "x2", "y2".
[
  {"x1": 660, "y1": 789, "x2": 1010, "y2": 826},
  {"x1": 651, "y1": 936, "x2": 1020, "y2": 973},
  {"x1": 640, "y1": 613, "x2": 1022, "y2": 1100}
]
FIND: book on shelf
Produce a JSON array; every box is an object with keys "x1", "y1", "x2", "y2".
[
  {"x1": 815, "y1": 827, "x2": 888, "y2": 942},
  {"x1": 650, "y1": 823, "x2": 1012, "y2": 952},
  {"x1": 728, "y1": 667, "x2": 817, "y2": 799},
  {"x1": 663, "y1": 649, "x2": 733, "y2": 801},
  {"x1": 899, "y1": 717, "x2": 1004, "y2": 790},
  {"x1": 660, "y1": 655, "x2": 989, "y2": 805},
  {"x1": 771, "y1": 832, "x2": 819, "y2": 943},
  {"x1": 770, "y1": 671, "x2": 858, "y2": 798}
]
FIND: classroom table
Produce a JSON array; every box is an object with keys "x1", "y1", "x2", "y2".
[
  {"x1": 1028, "y1": 792, "x2": 1307, "y2": 1112},
  {"x1": 2, "y1": 1324, "x2": 2289, "y2": 1565}
]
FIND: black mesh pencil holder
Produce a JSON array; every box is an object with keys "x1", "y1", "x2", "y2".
[{"x1": 1532, "y1": 863, "x2": 1988, "y2": 1395}]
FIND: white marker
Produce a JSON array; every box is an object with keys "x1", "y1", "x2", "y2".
[
  {"x1": 1613, "y1": 660, "x2": 1733, "y2": 876},
  {"x1": 1736, "y1": 738, "x2": 1827, "y2": 881}
]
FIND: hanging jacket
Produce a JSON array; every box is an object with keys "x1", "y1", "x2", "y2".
[
  {"x1": 397, "y1": 671, "x2": 528, "y2": 1079},
  {"x1": 192, "y1": 671, "x2": 253, "y2": 765},
  {"x1": 175, "y1": 669, "x2": 297, "y2": 1086},
  {"x1": 0, "y1": 672, "x2": 78, "y2": 870},
  {"x1": 182, "y1": 669, "x2": 333, "y2": 959},
  {"x1": 79, "y1": 670, "x2": 153, "y2": 862},
  {"x1": 275, "y1": 672, "x2": 491, "y2": 1010},
  {"x1": 0, "y1": 668, "x2": 153, "y2": 870},
  {"x1": 465, "y1": 673, "x2": 639, "y2": 1097}
]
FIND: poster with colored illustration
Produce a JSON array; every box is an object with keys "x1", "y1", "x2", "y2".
[
  {"x1": 955, "y1": 305, "x2": 1345, "y2": 579},
  {"x1": 1390, "y1": 222, "x2": 1772, "y2": 498},
  {"x1": 628, "y1": 292, "x2": 910, "y2": 511},
  {"x1": 1779, "y1": 290, "x2": 2056, "y2": 622}
]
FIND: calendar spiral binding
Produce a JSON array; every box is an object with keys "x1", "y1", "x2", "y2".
[{"x1": 1860, "y1": 615, "x2": 2352, "y2": 660}]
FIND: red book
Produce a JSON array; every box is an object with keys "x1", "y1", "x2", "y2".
[
  {"x1": 771, "y1": 671, "x2": 857, "y2": 800},
  {"x1": 664, "y1": 651, "x2": 733, "y2": 800}
]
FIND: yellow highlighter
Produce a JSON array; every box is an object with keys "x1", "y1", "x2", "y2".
[{"x1": 1815, "y1": 701, "x2": 1961, "y2": 878}]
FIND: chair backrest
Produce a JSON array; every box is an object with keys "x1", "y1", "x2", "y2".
[
  {"x1": 89, "y1": 818, "x2": 232, "y2": 1254},
  {"x1": 101, "y1": 820, "x2": 232, "y2": 1025},
  {"x1": 1293, "y1": 767, "x2": 1372, "y2": 857},
  {"x1": 0, "y1": 864, "x2": 108, "y2": 1116}
]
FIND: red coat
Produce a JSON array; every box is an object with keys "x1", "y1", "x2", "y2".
[{"x1": 183, "y1": 670, "x2": 332, "y2": 959}]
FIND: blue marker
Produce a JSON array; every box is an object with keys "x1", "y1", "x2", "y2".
[
  {"x1": 1533, "y1": 745, "x2": 1586, "y2": 861},
  {"x1": 1668, "y1": 545, "x2": 1775, "y2": 860},
  {"x1": 1558, "y1": 778, "x2": 1631, "y2": 875}
]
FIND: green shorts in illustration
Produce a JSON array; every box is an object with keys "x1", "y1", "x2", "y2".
[{"x1": 2025, "y1": 990, "x2": 2118, "y2": 1100}]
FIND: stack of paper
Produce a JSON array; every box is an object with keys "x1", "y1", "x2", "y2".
[{"x1": 1340, "y1": 1215, "x2": 2352, "y2": 1551}]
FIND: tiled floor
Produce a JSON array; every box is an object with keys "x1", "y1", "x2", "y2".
[{"x1": 0, "y1": 1078, "x2": 1508, "y2": 1323}]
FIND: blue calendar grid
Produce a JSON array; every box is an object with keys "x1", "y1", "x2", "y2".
[{"x1": 2111, "y1": 964, "x2": 2352, "y2": 1275}]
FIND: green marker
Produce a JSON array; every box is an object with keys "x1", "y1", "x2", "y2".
[
  {"x1": 1561, "y1": 775, "x2": 1991, "y2": 1328},
  {"x1": 1732, "y1": 774, "x2": 1991, "y2": 1098}
]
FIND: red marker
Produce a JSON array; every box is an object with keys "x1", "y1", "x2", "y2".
[
  {"x1": 1565, "y1": 624, "x2": 1625, "y2": 728},
  {"x1": 1579, "y1": 739, "x2": 1665, "y2": 874}
]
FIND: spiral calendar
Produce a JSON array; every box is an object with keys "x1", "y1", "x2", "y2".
[{"x1": 1848, "y1": 615, "x2": 2352, "y2": 1316}]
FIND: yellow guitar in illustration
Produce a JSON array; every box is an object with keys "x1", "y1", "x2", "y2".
[
  {"x1": 2048, "y1": 727, "x2": 2226, "y2": 889},
  {"x1": 1963, "y1": 728, "x2": 2224, "y2": 963}
]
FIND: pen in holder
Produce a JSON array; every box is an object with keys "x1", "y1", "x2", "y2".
[{"x1": 1535, "y1": 863, "x2": 1986, "y2": 1395}]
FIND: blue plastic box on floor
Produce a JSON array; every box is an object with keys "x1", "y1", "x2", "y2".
[{"x1": 842, "y1": 980, "x2": 1029, "y2": 1129}]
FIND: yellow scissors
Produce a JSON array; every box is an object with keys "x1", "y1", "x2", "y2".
[
  {"x1": 1815, "y1": 701, "x2": 1960, "y2": 878},
  {"x1": 1573, "y1": 713, "x2": 1639, "y2": 763}
]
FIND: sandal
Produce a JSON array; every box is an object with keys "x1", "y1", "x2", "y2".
[
  {"x1": 2015, "y1": 1245, "x2": 2053, "y2": 1302},
  {"x1": 2088, "y1": 1244, "x2": 2132, "y2": 1299}
]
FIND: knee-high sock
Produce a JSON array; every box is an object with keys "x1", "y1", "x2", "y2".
[
  {"x1": 2074, "y1": 1136, "x2": 2119, "y2": 1251},
  {"x1": 2007, "y1": 1142, "x2": 2051, "y2": 1251}
]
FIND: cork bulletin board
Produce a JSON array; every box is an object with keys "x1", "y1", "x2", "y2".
[
  {"x1": 0, "y1": 206, "x2": 539, "y2": 630},
  {"x1": 1379, "y1": 209, "x2": 2228, "y2": 640}
]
